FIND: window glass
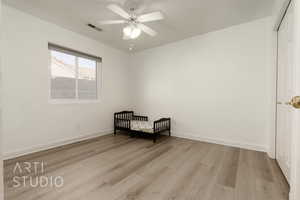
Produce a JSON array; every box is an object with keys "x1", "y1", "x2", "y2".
[
  {"x1": 50, "y1": 50, "x2": 76, "y2": 99},
  {"x1": 78, "y1": 57, "x2": 97, "y2": 99}
]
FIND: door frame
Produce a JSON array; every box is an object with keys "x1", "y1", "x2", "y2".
[{"x1": 274, "y1": 0, "x2": 300, "y2": 199}]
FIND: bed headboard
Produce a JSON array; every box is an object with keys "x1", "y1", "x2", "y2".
[{"x1": 114, "y1": 111, "x2": 134, "y2": 120}]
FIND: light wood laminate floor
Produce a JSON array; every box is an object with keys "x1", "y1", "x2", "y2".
[{"x1": 4, "y1": 134, "x2": 289, "y2": 200}]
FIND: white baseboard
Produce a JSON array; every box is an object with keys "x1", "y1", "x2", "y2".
[
  {"x1": 267, "y1": 149, "x2": 276, "y2": 159},
  {"x1": 3, "y1": 130, "x2": 113, "y2": 160},
  {"x1": 289, "y1": 190, "x2": 295, "y2": 200},
  {"x1": 172, "y1": 132, "x2": 267, "y2": 152},
  {"x1": 4, "y1": 130, "x2": 267, "y2": 160}
]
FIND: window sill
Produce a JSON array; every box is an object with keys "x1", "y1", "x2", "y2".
[{"x1": 49, "y1": 99, "x2": 101, "y2": 105}]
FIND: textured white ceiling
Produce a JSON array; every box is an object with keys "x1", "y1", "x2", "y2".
[{"x1": 4, "y1": 0, "x2": 274, "y2": 52}]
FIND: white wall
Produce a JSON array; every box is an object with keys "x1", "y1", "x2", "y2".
[
  {"x1": 130, "y1": 18, "x2": 274, "y2": 152},
  {"x1": 2, "y1": 5, "x2": 132, "y2": 157}
]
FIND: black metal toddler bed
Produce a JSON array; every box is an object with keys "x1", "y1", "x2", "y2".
[{"x1": 114, "y1": 111, "x2": 171, "y2": 143}]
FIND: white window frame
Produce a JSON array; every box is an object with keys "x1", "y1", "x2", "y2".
[{"x1": 48, "y1": 44, "x2": 102, "y2": 104}]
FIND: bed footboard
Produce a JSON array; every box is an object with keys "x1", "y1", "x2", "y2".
[{"x1": 153, "y1": 118, "x2": 171, "y2": 142}]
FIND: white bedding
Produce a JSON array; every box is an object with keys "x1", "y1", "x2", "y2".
[{"x1": 130, "y1": 120, "x2": 154, "y2": 133}]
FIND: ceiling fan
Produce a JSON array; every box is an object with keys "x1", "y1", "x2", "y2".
[{"x1": 99, "y1": 4, "x2": 164, "y2": 40}]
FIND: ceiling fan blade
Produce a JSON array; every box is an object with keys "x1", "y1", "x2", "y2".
[
  {"x1": 107, "y1": 4, "x2": 131, "y2": 19},
  {"x1": 98, "y1": 20, "x2": 126, "y2": 25},
  {"x1": 137, "y1": 24, "x2": 157, "y2": 36},
  {"x1": 138, "y1": 11, "x2": 164, "y2": 22}
]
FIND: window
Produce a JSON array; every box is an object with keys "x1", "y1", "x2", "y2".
[{"x1": 48, "y1": 43, "x2": 101, "y2": 102}]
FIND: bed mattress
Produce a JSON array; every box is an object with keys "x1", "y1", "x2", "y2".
[{"x1": 130, "y1": 120, "x2": 154, "y2": 133}]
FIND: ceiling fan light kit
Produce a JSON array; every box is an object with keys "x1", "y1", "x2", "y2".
[
  {"x1": 99, "y1": 4, "x2": 164, "y2": 40},
  {"x1": 123, "y1": 24, "x2": 141, "y2": 39}
]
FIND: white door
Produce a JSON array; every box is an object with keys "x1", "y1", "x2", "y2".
[
  {"x1": 0, "y1": 0, "x2": 3, "y2": 199},
  {"x1": 290, "y1": 0, "x2": 300, "y2": 199},
  {"x1": 276, "y1": 2, "x2": 294, "y2": 184}
]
